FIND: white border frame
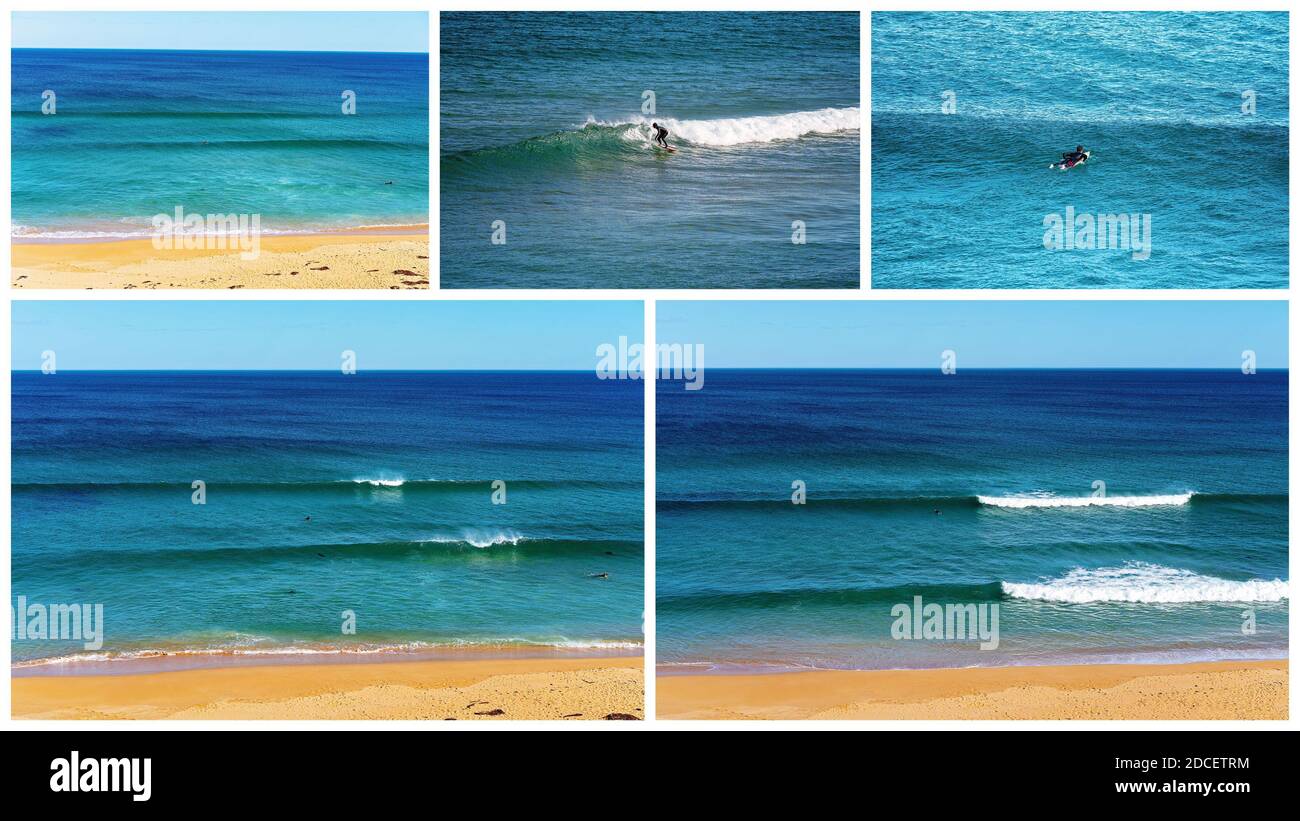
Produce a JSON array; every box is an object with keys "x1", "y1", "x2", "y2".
[{"x1": 2, "y1": 0, "x2": 1294, "y2": 732}]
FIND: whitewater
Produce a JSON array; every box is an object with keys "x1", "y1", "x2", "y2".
[
  {"x1": 589, "y1": 106, "x2": 859, "y2": 147},
  {"x1": 1003, "y1": 563, "x2": 1289, "y2": 604}
]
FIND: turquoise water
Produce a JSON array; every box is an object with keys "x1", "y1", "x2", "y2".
[
  {"x1": 13, "y1": 371, "x2": 643, "y2": 670},
  {"x1": 658, "y1": 369, "x2": 1287, "y2": 671},
  {"x1": 441, "y1": 12, "x2": 860, "y2": 288},
  {"x1": 873, "y1": 12, "x2": 1288, "y2": 288},
  {"x1": 11, "y1": 49, "x2": 429, "y2": 238}
]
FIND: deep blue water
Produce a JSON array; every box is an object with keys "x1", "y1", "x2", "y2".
[
  {"x1": 11, "y1": 49, "x2": 429, "y2": 238},
  {"x1": 872, "y1": 12, "x2": 1288, "y2": 288},
  {"x1": 441, "y1": 12, "x2": 860, "y2": 288},
  {"x1": 12, "y1": 372, "x2": 643, "y2": 668},
  {"x1": 658, "y1": 369, "x2": 1288, "y2": 671}
]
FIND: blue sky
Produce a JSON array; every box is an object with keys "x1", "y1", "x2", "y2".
[
  {"x1": 658, "y1": 301, "x2": 1288, "y2": 368},
  {"x1": 12, "y1": 12, "x2": 429, "y2": 53},
  {"x1": 12, "y1": 301, "x2": 642, "y2": 371}
]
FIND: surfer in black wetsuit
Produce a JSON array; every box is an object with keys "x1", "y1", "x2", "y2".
[
  {"x1": 651, "y1": 122, "x2": 670, "y2": 149},
  {"x1": 1059, "y1": 145, "x2": 1087, "y2": 167}
]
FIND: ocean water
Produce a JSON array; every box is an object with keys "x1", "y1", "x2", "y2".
[
  {"x1": 657, "y1": 369, "x2": 1288, "y2": 671},
  {"x1": 872, "y1": 12, "x2": 1288, "y2": 289},
  {"x1": 12, "y1": 372, "x2": 643, "y2": 669},
  {"x1": 11, "y1": 49, "x2": 429, "y2": 239},
  {"x1": 440, "y1": 12, "x2": 860, "y2": 288}
]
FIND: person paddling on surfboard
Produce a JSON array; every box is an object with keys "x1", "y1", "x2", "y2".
[
  {"x1": 1052, "y1": 145, "x2": 1088, "y2": 169},
  {"x1": 651, "y1": 122, "x2": 671, "y2": 150}
]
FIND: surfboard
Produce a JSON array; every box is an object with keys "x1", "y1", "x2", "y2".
[
  {"x1": 1049, "y1": 150, "x2": 1090, "y2": 171},
  {"x1": 654, "y1": 145, "x2": 676, "y2": 153}
]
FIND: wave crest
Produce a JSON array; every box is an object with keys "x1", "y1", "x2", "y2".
[
  {"x1": 442, "y1": 106, "x2": 859, "y2": 176},
  {"x1": 592, "y1": 106, "x2": 860, "y2": 147},
  {"x1": 352, "y1": 477, "x2": 406, "y2": 487},
  {"x1": 422, "y1": 529, "x2": 528, "y2": 549},
  {"x1": 978, "y1": 492, "x2": 1193, "y2": 509}
]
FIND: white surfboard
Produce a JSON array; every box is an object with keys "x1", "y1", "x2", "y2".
[{"x1": 1049, "y1": 150, "x2": 1090, "y2": 170}]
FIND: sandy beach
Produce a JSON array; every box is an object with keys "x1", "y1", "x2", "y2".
[
  {"x1": 11, "y1": 230, "x2": 429, "y2": 290},
  {"x1": 657, "y1": 660, "x2": 1287, "y2": 720},
  {"x1": 13, "y1": 656, "x2": 644, "y2": 720}
]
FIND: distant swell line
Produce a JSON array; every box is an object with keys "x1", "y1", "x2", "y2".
[
  {"x1": 658, "y1": 494, "x2": 981, "y2": 511},
  {"x1": 872, "y1": 107, "x2": 1289, "y2": 133},
  {"x1": 658, "y1": 582, "x2": 1004, "y2": 612},
  {"x1": 14, "y1": 477, "x2": 639, "y2": 493},
  {"x1": 12, "y1": 111, "x2": 427, "y2": 120},
  {"x1": 21, "y1": 138, "x2": 428, "y2": 151},
  {"x1": 13, "y1": 537, "x2": 644, "y2": 567}
]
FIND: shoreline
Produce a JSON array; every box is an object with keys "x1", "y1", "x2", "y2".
[
  {"x1": 11, "y1": 228, "x2": 430, "y2": 290},
  {"x1": 657, "y1": 660, "x2": 1288, "y2": 720},
  {"x1": 13, "y1": 655, "x2": 645, "y2": 720},
  {"x1": 12, "y1": 223, "x2": 431, "y2": 245},
  {"x1": 15, "y1": 642, "x2": 644, "y2": 678}
]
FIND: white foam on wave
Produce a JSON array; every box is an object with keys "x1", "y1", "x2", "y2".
[
  {"x1": 978, "y1": 492, "x2": 1193, "y2": 509},
  {"x1": 422, "y1": 529, "x2": 527, "y2": 549},
  {"x1": 590, "y1": 106, "x2": 860, "y2": 147},
  {"x1": 352, "y1": 477, "x2": 405, "y2": 487},
  {"x1": 1003, "y1": 562, "x2": 1289, "y2": 603},
  {"x1": 547, "y1": 639, "x2": 644, "y2": 650},
  {"x1": 13, "y1": 637, "x2": 643, "y2": 669}
]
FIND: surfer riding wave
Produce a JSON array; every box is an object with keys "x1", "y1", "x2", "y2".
[
  {"x1": 651, "y1": 122, "x2": 670, "y2": 149},
  {"x1": 443, "y1": 107, "x2": 860, "y2": 178}
]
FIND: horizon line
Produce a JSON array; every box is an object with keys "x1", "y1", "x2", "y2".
[
  {"x1": 11, "y1": 368, "x2": 620, "y2": 373},
  {"x1": 12, "y1": 47, "x2": 429, "y2": 55},
  {"x1": 11, "y1": 366, "x2": 1285, "y2": 373}
]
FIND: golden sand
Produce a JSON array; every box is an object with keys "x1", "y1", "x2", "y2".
[
  {"x1": 13, "y1": 656, "x2": 644, "y2": 721},
  {"x1": 11, "y1": 230, "x2": 430, "y2": 290},
  {"x1": 656, "y1": 660, "x2": 1287, "y2": 720}
]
